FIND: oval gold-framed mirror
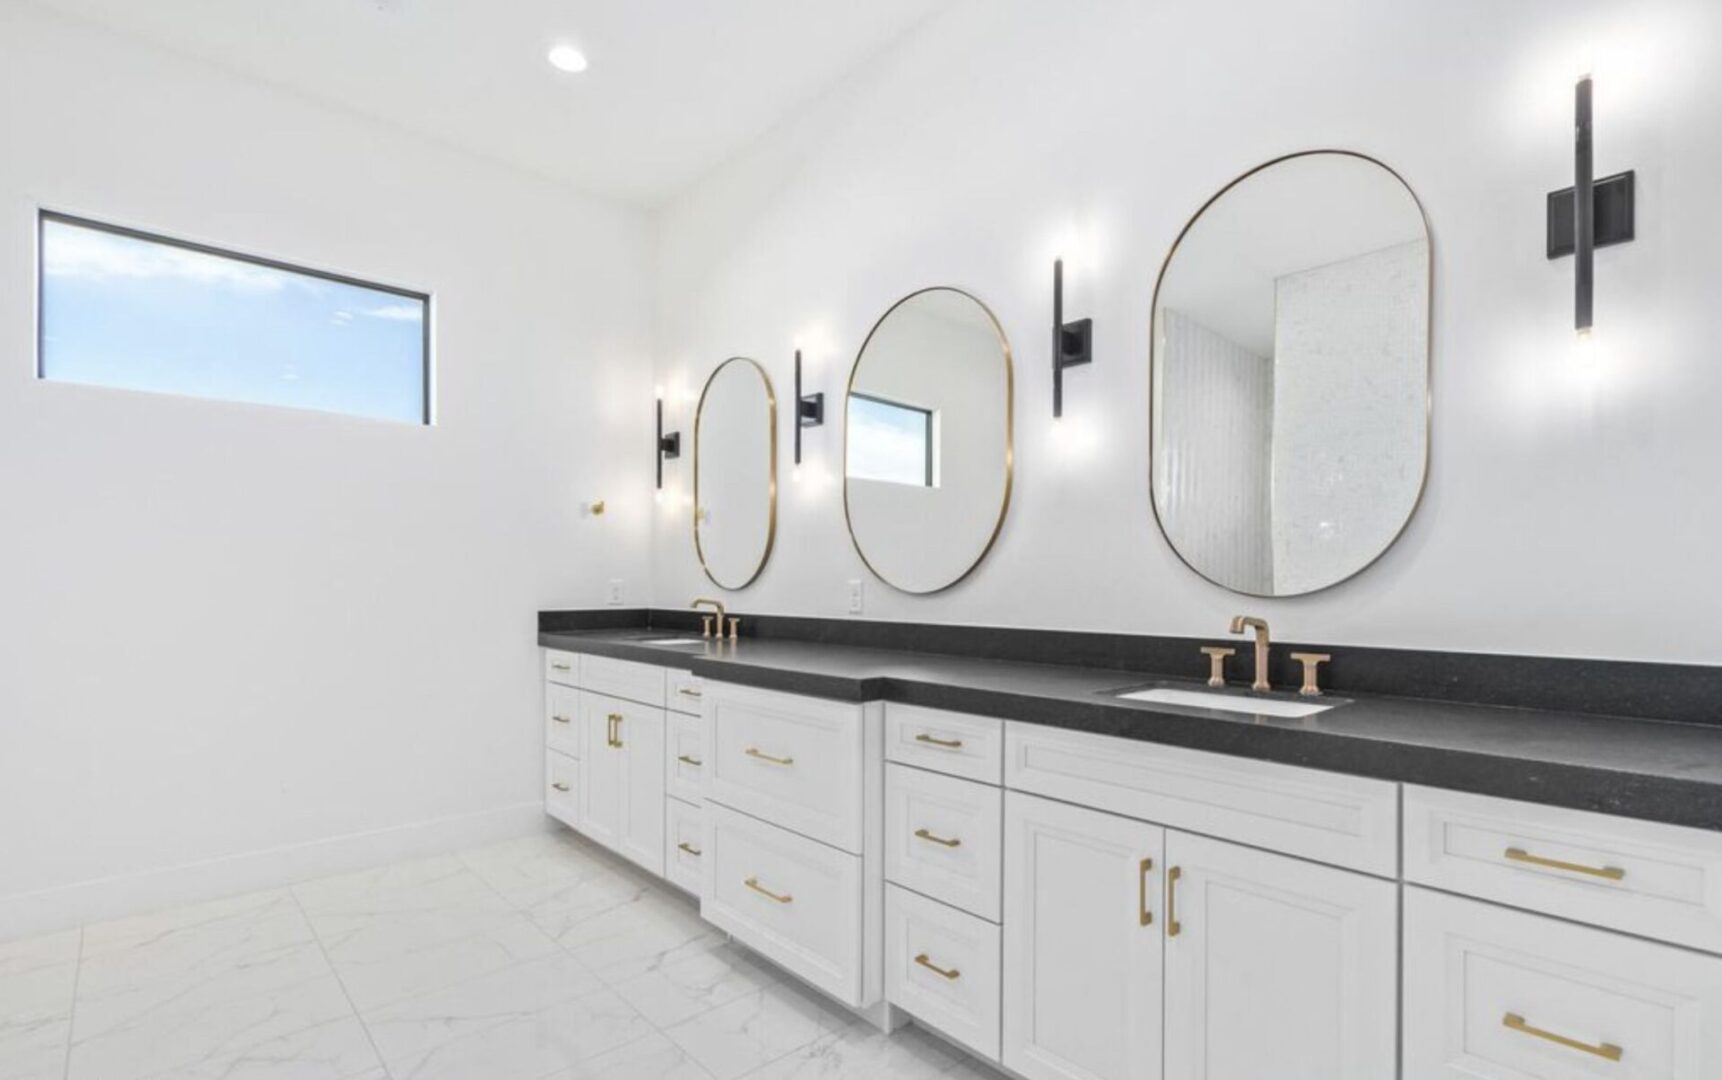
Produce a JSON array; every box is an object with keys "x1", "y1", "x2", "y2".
[
  {"x1": 1150, "y1": 149, "x2": 1432, "y2": 597},
  {"x1": 694, "y1": 356, "x2": 777, "y2": 590},
  {"x1": 843, "y1": 287, "x2": 1014, "y2": 594}
]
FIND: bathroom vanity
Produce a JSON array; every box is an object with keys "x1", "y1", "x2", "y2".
[{"x1": 539, "y1": 623, "x2": 1722, "y2": 1080}]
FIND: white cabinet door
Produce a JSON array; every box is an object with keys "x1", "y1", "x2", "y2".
[
  {"x1": 579, "y1": 692, "x2": 625, "y2": 851},
  {"x1": 617, "y1": 705, "x2": 665, "y2": 876},
  {"x1": 1003, "y1": 791, "x2": 1164, "y2": 1080},
  {"x1": 1162, "y1": 830, "x2": 1397, "y2": 1080}
]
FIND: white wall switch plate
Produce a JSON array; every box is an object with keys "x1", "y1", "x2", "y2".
[
  {"x1": 847, "y1": 578, "x2": 864, "y2": 614},
  {"x1": 607, "y1": 579, "x2": 624, "y2": 605}
]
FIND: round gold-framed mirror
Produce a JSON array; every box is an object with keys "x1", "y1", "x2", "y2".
[
  {"x1": 694, "y1": 356, "x2": 777, "y2": 590},
  {"x1": 843, "y1": 287, "x2": 1014, "y2": 594},
  {"x1": 1150, "y1": 150, "x2": 1432, "y2": 597}
]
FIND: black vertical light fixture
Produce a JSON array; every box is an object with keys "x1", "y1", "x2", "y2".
[
  {"x1": 1547, "y1": 72, "x2": 1635, "y2": 339},
  {"x1": 655, "y1": 390, "x2": 680, "y2": 489},
  {"x1": 793, "y1": 349, "x2": 824, "y2": 466},
  {"x1": 1052, "y1": 258, "x2": 1092, "y2": 418}
]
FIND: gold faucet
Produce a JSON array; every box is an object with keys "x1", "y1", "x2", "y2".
[
  {"x1": 692, "y1": 598, "x2": 726, "y2": 637},
  {"x1": 1229, "y1": 615, "x2": 1272, "y2": 691}
]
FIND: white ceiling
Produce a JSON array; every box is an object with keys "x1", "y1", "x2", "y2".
[{"x1": 26, "y1": 0, "x2": 945, "y2": 207}]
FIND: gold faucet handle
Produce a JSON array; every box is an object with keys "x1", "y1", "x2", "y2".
[
  {"x1": 1290, "y1": 653, "x2": 1332, "y2": 697},
  {"x1": 701, "y1": 616, "x2": 714, "y2": 638},
  {"x1": 727, "y1": 617, "x2": 741, "y2": 641},
  {"x1": 1199, "y1": 646, "x2": 1236, "y2": 688}
]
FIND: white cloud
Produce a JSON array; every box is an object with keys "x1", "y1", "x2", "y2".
[
  {"x1": 42, "y1": 221, "x2": 291, "y2": 294},
  {"x1": 363, "y1": 303, "x2": 423, "y2": 322}
]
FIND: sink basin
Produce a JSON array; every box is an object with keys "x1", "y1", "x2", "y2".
[
  {"x1": 638, "y1": 637, "x2": 708, "y2": 647},
  {"x1": 1116, "y1": 687, "x2": 1336, "y2": 718}
]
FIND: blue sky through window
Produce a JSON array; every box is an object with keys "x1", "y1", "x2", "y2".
[
  {"x1": 846, "y1": 394, "x2": 933, "y2": 486},
  {"x1": 39, "y1": 215, "x2": 429, "y2": 424}
]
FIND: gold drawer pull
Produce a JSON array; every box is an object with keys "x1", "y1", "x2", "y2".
[
  {"x1": 677, "y1": 754, "x2": 704, "y2": 767},
  {"x1": 744, "y1": 876, "x2": 792, "y2": 904},
  {"x1": 1504, "y1": 847, "x2": 1626, "y2": 881},
  {"x1": 745, "y1": 747, "x2": 794, "y2": 766},
  {"x1": 914, "y1": 828, "x2": 962, "y2": 849},
  {"x1": 914, "y1": 954, "x2": 960, "y2": 981},
  {"x1": 551, "y1": 714, "x2": 572, "y2": 724},
  {"x1": 551, "y1": 782, "x2": 570, "y2": 792},
  {"x1": 678, "y1": 688, "x2": 704, "y2": 699},
  {"x1": 1502, "y1": 1012, "x2": 1623, "y2": 1062},
  {"x1": 678, "y1": 841, "x2": 702, "y2": 857},
  {"x1": 1166, "y1": 866, "x2": 1182, "y2": 937},
  {"x1": 914, "y1": 733, "x2": 963, "y2": 749},
  {"x1": 1138, "y1": 857, "x2": 1154, "y2": 927},
  {"x1": 550, "y1": 661, "x2": 572, "y2": 671},
  {"x1": 607, "y1": 713, "x2": 624, "y2": 748}
]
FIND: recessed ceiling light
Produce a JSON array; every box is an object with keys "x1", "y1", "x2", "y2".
[{"x1": 548, "y1": 44, "x2": 588, "y2": 73}]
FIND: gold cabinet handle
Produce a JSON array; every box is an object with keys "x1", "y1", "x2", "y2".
[
  {"x1": 745, "y1": 747, "x2": 794, "y2": 766},
  {"x1": 1502, "y1": 1012, "x2": 1623, "y2": 1062},
  {"x1": 914, "y1": 954, "x2": 961, "y2": 981},
  {"x1": 551, "y1": 714, "x2": 572, "y2": 724},
  {"x1": 914, "y1": 828, "x2": 962, "y2": 849},
  {"x1": 1504, "y1": 847, "x2": 1625, "y2": 881},
  {"x1": 1138, "y1": 857, "x2": 1154, "y2": 927},
  {"x1": 551, "y1": 782, "x2": 570, "y2": 792},
  {"x1": 1166, "y1": 866, "x2": 1182, "y2": 937},
  {"x1": 914, "y1": 733, "x2": 963, "y2": 749},
  {"x1": 678, "y1": 841, "x2": 702, "y2": 857},
  {"x1": 744, "y1": 876, "x2": 792, "y2": 904},
  {"x1": 678, "y1": 688, "x2": 704, "y2": 699},
  {"x1": 677, "y1": 754, "x2": 704, "y2": 767},
  {"x1": 550, "y1": 661, "x2": 572, "y2": 671},
  {"x1": 607, "y1": 713, "x2": 624, "y2": 748}
]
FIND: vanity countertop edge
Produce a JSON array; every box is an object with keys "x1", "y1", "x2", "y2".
[{"x1": 539, "y1": 628, "x2": 1722, "y2": 832}]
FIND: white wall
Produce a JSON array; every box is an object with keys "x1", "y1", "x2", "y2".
[
  {"x1": 651, "y1": 0, "x2": 1722, "y2": 664},
  {"x1": 0, "y1": 4, "x2": 654, "y2": 935}
]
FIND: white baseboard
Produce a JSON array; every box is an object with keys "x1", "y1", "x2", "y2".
[{"x1": 0, "y1": 801, "x2": 552, "y2": 942}]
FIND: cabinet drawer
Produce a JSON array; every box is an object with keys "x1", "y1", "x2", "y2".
[
  {"x1": 700, "y1": 801, "x2": 865, "y2": 1007},
  {"x1": 545, "y1": 649, "x2": 579, "y2": 687},
  {"x1": 545, "y1": 683, "x2": 579, "y2": 758},
  {"x1": 665, "y1": 796, "x2": 704, "y2": 895},
  {"x1": 666, "y1": 711, "x2": 705, "y2": 805},
  {"x1": 546, "y1": 749, "x2": 578, "y2": 828},
  {"x1": 885, "y1": 764, "x2": 1003, "y2": 922},
  {"x1": 1406, "y1": 785, "x2": 1722, "y2": 954},
  {"x1": 706, "y1": 683, "x2": 865, "y2": 853},
  {"x1": 1005, "y1": 721, "x2": 1398, "y2": 876},
  {"x1": 668, "y1": 669, "x2": 706, "y2": 716},
  {"x1": 1404, "y1": 887, "x2": 1722, "y2": 1079},
  {"x1": 579, "y1": 654, "x2": 667, "y2": 708},
  {"x1": 886, "y1": 884, "x2": 1002, "y2": 1064},
  {"x1": 886, "y1": 705, "x2": 1004, "y2": 785}
]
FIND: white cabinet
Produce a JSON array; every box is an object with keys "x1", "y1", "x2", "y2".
[
  {"x1": 1162, "y1": 830, "x2": 1397, "y2": 1080},
  {"x1": 579, "y1": 690, "x2": 665, "y2": 876},
  {"x1": 884, "y1": 763, "x2": 1002, "y2": 922},
  {"x1": 1404, "y1": 886, "x2": 1722, "y2": 1079},
  {"x1": 886, "y1": 884, "x2": 1002, "y2": 1062},
  {"x1": 666, "y1": 711, "x2": 705, "y2": 806},
  {"x1": 1003, "y1": 791, "x2": 1164, "y2": 1080}
]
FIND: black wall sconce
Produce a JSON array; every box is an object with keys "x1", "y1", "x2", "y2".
[
  {"x1": 1547, "y1": 73, "x2": 1635, "y2": 337},
  {"x1": 1052, "y1": 258, "x2": 1092, "y2": 417},
  {"x1": 793, "y1": 349, "x2": 824, "y2": 465},
  {"x1": 655, "y1": 392, "x2": 680, "y2": 489}
]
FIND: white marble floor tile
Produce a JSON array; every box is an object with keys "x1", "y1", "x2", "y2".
[
  {"x1": 387, "y1": 986, "x2": 652, "y2": 1080},
  {"x1": 457, "y1": 832, "x2": 618, "y2": 908},
  {"x1": 0, "y1": 926, "x2": 81, "y2": 1080},
  {"x1": 553, "y1": 891, "x2": 724, "y2": 981},
  {"x1": 357, "y1": 951, "x2": 603, "y2": 1065},
  {"x1": 739, "y1": 1022, "x2": 966, "y2": 1080},
  {"x1": 0, "y1": 1014, "x2": 73, "y2": 1080},
  {"x1": 78, "y1": 890, "x2": 316, "y2": 1000},
  {"x1": 290, "y1": 854, "x2": 485, "y2": 914},
  {"x1": 322, "y1": 912, "x2": 563, "y2": 1012},
  {"x1": 67, "y1": 972, "x2": 378, "y2": 1080},
  {"x1": 662, "y1": 981, "x2": 856, "y2": 1080},
  {"x1": 549, "y1": 1031, "x2": 716, "y2": 1080},
  {"x1": 607, "y1": 942, "x2": 781, "y2": 1029},
  {"x1": 0, "y1": 929, "x2": 80, "y2": 979}
]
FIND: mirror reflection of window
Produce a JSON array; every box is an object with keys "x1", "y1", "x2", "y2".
[{"x1": 846, "y1": 393, "x2": 935, "y2": 487}]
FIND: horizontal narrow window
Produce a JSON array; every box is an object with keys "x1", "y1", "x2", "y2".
[
  {"x1": 847, "y1": 392, "x2": 936, "y2": 487},
  {"x1": 37, "y1": 212, "x2": 431, "y2": 424}
]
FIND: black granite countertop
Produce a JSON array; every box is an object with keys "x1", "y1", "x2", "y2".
[{"x1": 539, "y1": 628, "x2": 1722, "y2": 831}]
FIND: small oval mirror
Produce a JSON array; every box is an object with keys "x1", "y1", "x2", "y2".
[
  {"x1": 844, "y1": 288, "x2": 1013, "y2": 594},
  {"x1": 695, "y1": 357, "x2": 777, "y2": 590},
  {"x1": 1151, "y1": 151, "x2": 1431, "y2": 597}
]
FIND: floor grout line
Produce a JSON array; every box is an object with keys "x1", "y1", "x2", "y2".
[
  {"x1": 59, "y1": 925, "x2": 84, "y2": 1080},
  {"x1": 286, "y1": 886, "x2": 396, "y2": 1080}
]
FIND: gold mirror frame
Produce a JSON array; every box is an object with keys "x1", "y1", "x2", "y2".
[
  {"x1": 842, "y1": 286, "x2": 1015, "y2": 595},
  {"x1": 693, "y1": 356, "x2": 778, "y2": 591},
  {"x1": 1148, "y1": 149, "x2": 1434, "y2": 598}
]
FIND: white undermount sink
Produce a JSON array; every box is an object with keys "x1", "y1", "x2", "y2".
[
  {"x1": 1116, "y1": 686, "x2": 1335, "y2": 718},
  {"x1": 638, "y1": 637, "x2": 708, "y2": 647}
]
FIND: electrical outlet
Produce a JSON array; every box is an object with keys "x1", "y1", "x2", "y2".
[
  {"x1": 607, "y1": 579, "x2": 624, "y2": 606},
  {"x1": 846, "y1": 579, "x2": 864, "y2": 615}
]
